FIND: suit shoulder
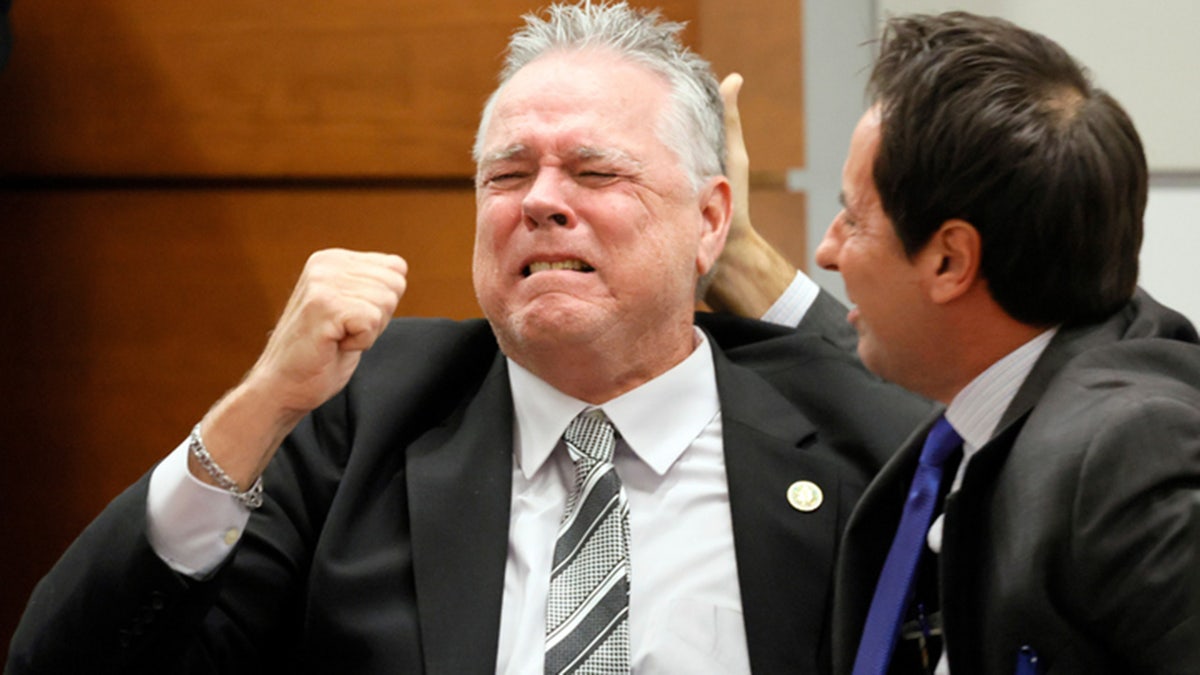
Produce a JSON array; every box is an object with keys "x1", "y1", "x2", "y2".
[
  {"x1": 700, "y1": 313, "x2": 931, "y2": 473},
  {"x1": 347, "y1": 317, "x2": 501, "y2": 411},
  {"x1": 1027, "y1": 338, "x2": 1200, "y2": 460},
  {"x1": 1046, "y1": 337, "x2": 1200, "y2": 407},
  {"x1": 695, "y1": 312, "x2": 795, "y2": 347},
  {"x1": 364, "y1": 317, "x2": 498, "y2": 368},
  {"x1": 697, "y1": 312, "x2": 859, "y2": 369}
]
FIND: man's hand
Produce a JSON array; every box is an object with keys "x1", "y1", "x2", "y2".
[
  {"x1": 249, "y1": 249, "x2": 408, "y2": 414},
  {"x1": 193, "y1": 249, "x2": 408, "y2": 490},
  {"x1": 722, "y1": 73, "x2": 752, "y2": 248},
  {"x1": 705, "y1": 74, "x2": 798, "y2": 317}
]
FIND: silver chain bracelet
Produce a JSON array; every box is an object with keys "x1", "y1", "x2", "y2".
[{"x1": 188, "y1": 423, "x2": 265, "y2": 510}]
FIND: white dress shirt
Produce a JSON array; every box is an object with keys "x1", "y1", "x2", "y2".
[
  {"x1": 499, "y1": 329, "x2": 747, "y2": 673},
  {"x1": 146, "y1": 328, "x2": 749, "y2": 673}
]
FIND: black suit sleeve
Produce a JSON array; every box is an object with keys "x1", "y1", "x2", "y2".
[
  {"x1": 7, "y1": 476, "x2": 221, "y2": 674},
  {"x1": 7, "y1": 404, "x2": 351, "y2": 675}
]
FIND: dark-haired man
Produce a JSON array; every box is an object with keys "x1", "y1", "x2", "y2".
[{"x1": 715, "y1": 11, "x2": 1200, "y2": 675}]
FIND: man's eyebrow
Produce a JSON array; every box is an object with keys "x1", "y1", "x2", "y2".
[
  {"x1": 575, "y1": 146, "x2": 621, "y2": 160},
  {"x1": 479, "y1": 144, "x2": 529, "y2": 166},
  {"x1": 478, "y1": 144, "x2": 643, "y2": 170},
  {"x1": 838, "y1": 191, "x2": 849, "y2": 209},
  {"x1": 575, "y1": 146, "x2": 642, "y2": 169}
]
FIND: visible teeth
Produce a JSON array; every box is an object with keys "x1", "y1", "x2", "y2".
[{"x1": 527, "y1": 260, "x2": 593, "y2": 274}]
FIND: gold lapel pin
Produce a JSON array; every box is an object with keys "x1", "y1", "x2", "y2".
[{"x1": 786, "y1": 480, "x2": 823, "y2": 512}]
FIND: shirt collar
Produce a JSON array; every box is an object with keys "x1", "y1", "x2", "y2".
[
  {"x1": 945, "y1": 327, "x2": 1058, "y2": 450},
  {"x1": 509, "y1": 328, "x2": 720, "y2": 479}
]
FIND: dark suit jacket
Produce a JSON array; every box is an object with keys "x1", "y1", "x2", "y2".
[
  {"x1": 831, "y1": 290, "x2": 1200, "y2": 675},
  {"x1": 9, "y1": 308, "x2": 929, "y2": 674}
]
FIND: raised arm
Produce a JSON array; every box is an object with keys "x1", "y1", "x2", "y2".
[{"x1": 7, "y1": 249, "x2": 409, "y2": 674}]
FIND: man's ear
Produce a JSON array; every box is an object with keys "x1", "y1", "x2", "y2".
[
  {"x1": 696, "y1": 176, "x2": 733, "y2": 277},
  {"x1": 924, "y1": 218, "x2": 981, "y2": 304}
]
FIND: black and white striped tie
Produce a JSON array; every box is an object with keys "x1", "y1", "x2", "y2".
[{"x1": 545, "y1": 409, "x2": 630, "y2": 675}]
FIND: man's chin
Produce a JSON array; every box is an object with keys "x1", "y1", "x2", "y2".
[
  {"x1": 855, "y1": 338, "x2": 886, "y2": 379},
  {"x1": 495, "y1": 306, "x2": 605, "y2": 350}
]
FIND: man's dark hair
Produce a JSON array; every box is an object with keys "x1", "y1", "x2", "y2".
[{"x1": 869, "y1": 11, "x2": 1145, "y2": 327}]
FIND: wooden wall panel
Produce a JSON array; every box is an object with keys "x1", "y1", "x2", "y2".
[
  {"x1": 701, "y1": 0, "x2": 808, "y2": 268},
  {"x1": 750, "y1": 188, "x2": 809, "y2": 268},
  {"x1": 700, "y1": 0, "x2": 805, "y2": 173},
  {"x1": 0, "y1": 0, "x2": 695, "y2": 178}
]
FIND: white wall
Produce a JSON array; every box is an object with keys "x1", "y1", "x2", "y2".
[
  {"x1": 1142, "y1": 181, "x2": 1200, "y2": 323},
  {"x1": 877, "y1": 0, "x2": 1200, "y2": 172},
  {"x1": 803, "y1": 1, "x2": 1199, "y2": 324}
]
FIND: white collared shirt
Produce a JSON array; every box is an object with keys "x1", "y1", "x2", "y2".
[
  {"x1": 932, "y1": 327, "x2": 1058, "y2": 551},
  {"x1": 499, "y1": 329, "x2": 748, "y2": 674}
]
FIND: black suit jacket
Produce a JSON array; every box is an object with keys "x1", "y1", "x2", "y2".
[
  {"x1": 10, "y1": 309, "x2": 929, "y2": 674},
  {"x1": 831, "y1": 290, "x2": 1200, "y2": 675}
]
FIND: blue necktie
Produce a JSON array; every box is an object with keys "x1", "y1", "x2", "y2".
[{"x1": 852, "y1": 415, "x2": 963, "y2": 675}]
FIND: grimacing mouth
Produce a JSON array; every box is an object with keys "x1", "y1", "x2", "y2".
[{"x1": 522, "y1": 260, "x2": 596, "y2": 277}]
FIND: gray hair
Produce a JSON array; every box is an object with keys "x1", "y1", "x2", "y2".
[{"x1": 472, "y1": 0, "x2": 725, "y2": 190}]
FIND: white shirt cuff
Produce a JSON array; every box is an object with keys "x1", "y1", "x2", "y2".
[
  {"x1": 760, "y1": 270, "x2": 820, "y2": 327},
  {"x1": 146, "y1": 439, "x2": 253, "y2": 579}
]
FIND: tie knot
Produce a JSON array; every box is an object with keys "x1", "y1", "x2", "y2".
[
  {"x1": 919, "y1": 415, "x2": 963, "y2": 468},
  {"x1": 564, "y1": 409, "x2": 617, "y2": 464}
]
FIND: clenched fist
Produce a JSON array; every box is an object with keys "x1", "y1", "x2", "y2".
[{"x1": 193, "y1": 249, "x2": 408, "y2": 490}]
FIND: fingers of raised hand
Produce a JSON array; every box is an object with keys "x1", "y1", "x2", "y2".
[
  {"x1": 719, "y1": 74, "x2": 751, "y2": 234},
  {"x1": 234, "y1": 249, "x2": 408, "y2": 418},
  {"x1": 720, "y1": 73, "x2": 748, "y2": 171},
  {"x1": 297, "y1": 249, "x2": 408, "y2": 351},
  {"x1": 260, "y1": 249, "x2": 405, "y2": 375}
]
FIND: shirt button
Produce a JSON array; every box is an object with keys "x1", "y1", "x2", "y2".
[{"x1": 223, "y1": 527, "x2": 241, "y2": 546}]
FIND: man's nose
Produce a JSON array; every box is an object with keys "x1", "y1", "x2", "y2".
[
  {"x1": 814, "y1": 220, "x2": 841, "y2": 271},
  {"x1": 523, "y1": 170, "x2": 573, "y2": 229}
]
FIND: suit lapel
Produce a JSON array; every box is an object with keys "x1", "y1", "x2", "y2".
[
  {"x1": 406, "y1": 355, "x2": 514, "y2": 674},
  {"x1": 716, "y1": 350, "x2": 845, "y2": 673}
]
